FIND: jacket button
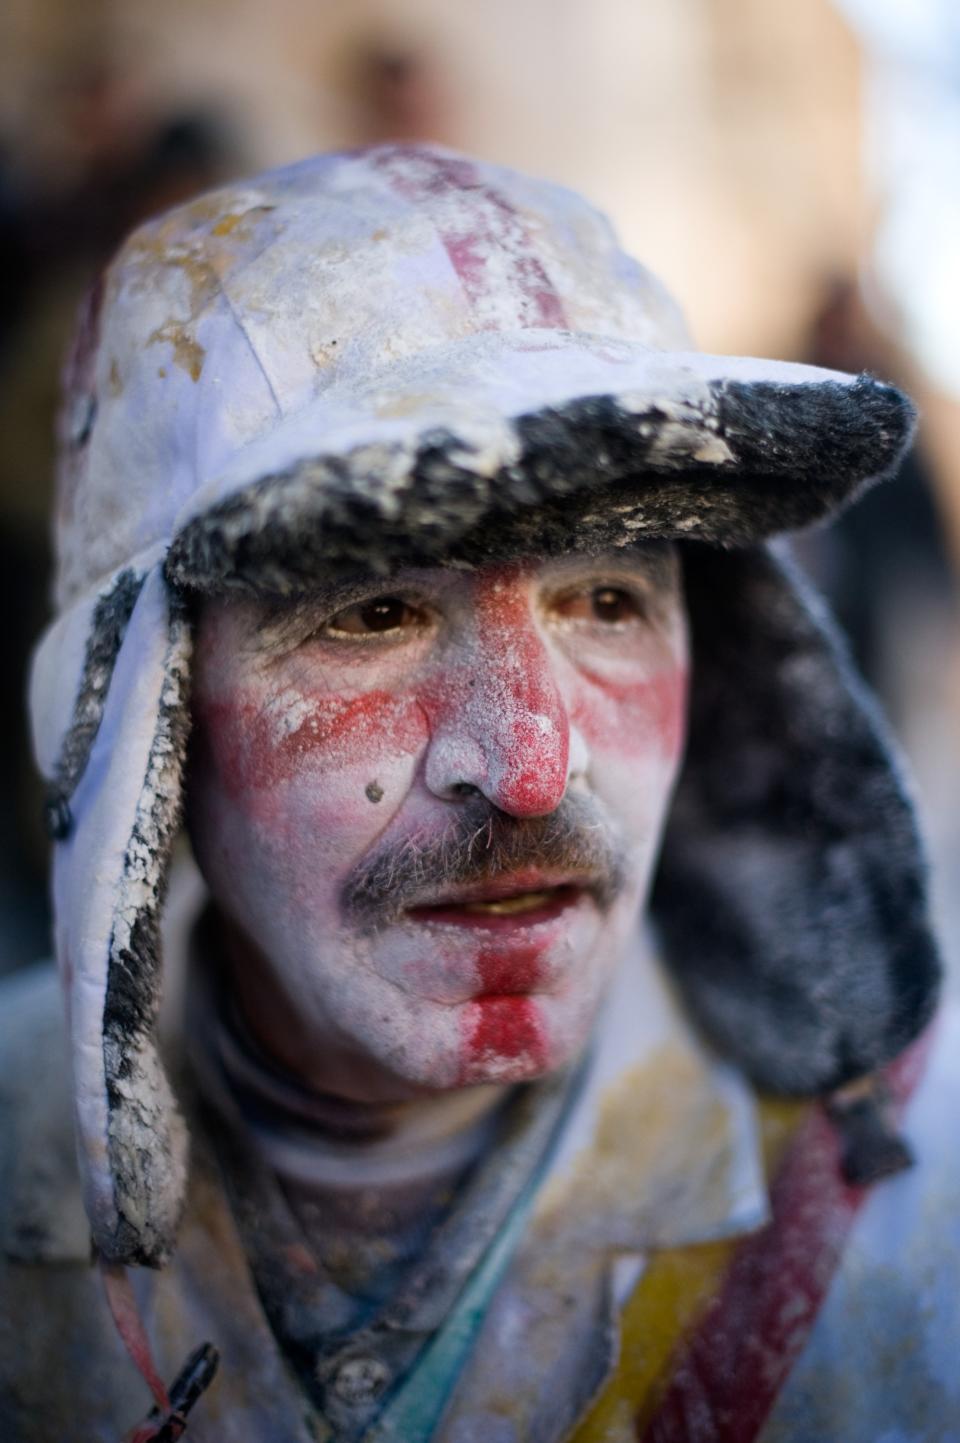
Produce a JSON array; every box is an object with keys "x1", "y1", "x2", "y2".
[{"x1": 329, "y1": 1355, "x2": 391, "y2": 1405}]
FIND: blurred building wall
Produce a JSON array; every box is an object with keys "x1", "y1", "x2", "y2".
[{"x1": 1, "y1": 0, "x2": 867, "y2": 359}]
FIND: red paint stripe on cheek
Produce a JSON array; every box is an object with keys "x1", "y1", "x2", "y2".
[
  {"x1": 197, "y1": 690, "x2": 427, "y2": 795},
  {"x1": 572, "y1": 666, "x2": 688, "y2": 760},
  {"x1": 459, "y1": 996, "x2": 547, "y2": 1082}
]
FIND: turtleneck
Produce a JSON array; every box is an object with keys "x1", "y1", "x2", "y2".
[{"x1": 184, "y1": 931, "x2": 515, "y2": 1304}]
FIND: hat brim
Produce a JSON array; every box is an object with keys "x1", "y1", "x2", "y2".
[{"x1": 164, "y1": 329, "x2": 916, "y2": 592}]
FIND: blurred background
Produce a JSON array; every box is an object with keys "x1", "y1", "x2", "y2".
[{"x1": 0, "y1": 0, "x2": 957, "y2": 977}]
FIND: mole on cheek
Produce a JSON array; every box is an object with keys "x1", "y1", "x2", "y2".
[
  {"x1": 365, "y1": 781, "x2": 384, "y2": 803},
  {"x1": 204, "y1": 689, "x2": 427, "y2": 795}
]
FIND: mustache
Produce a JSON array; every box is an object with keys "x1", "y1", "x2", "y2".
[{"x1": 341, "y1": 793, "x2": 626, "y2": 928}]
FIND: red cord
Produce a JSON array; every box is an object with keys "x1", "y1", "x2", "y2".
[{"x1": 99, "y1": 1258, "x2": 172, "y2": 1439}]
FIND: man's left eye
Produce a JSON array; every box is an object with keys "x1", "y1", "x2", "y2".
[
  {"x1": 324, "y1": 596, "x2": 424, "y2": 637},
  {"x1": 552, "y1": 586, "x2": 645, "y2": 625}
]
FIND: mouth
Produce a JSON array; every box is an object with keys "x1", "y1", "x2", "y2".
[{"x1": 406, "y1": 879, "x2": 587, "y2": 929}]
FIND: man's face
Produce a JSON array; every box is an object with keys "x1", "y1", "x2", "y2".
[{"x1": 186, "y1": 546, "x2": 688, "y2": 1101}]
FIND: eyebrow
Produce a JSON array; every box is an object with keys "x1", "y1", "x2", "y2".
[
  {"x1": 253, "y1": 575, "x2": 386, "y2": 644},
  {"x1": 225, "y1": 537, "x2": 680, "y2": 655}
]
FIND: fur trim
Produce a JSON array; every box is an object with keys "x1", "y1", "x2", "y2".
[
  {"x1": 46, "y1": 569, "x2": 144, "y2": 824},
  {"x1": 651, "y1": 544, "x2": 941, "y2": 1094},
  {"x1": 100, "y1": 598, "x2": 193, "y2": 1265},
  {"x1": 165, "y1": 378, "x2": 915, "y2": 595}
]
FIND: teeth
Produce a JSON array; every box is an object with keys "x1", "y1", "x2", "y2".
[{"x1": 461, "y1": 890, "x2": 553, "y2": 916}]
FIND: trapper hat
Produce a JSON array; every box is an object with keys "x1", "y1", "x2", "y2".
[{"x1": 29, "y1": 143, "x2": 939, "y2": 1270}]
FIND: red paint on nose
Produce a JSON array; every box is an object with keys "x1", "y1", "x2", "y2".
[
  {"x1": 459, "y1": 995, "x2": 547, "y2": 1082},
  {"x1": 445, "y1": 568, "x2": 570, "y2": 816}
]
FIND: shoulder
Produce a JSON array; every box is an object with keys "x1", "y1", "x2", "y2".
[
  {"x1": 758, "y1": 1002, "x2": 960, "y2": 1442},
  {"x1": 0, "y1": 965, "x2": 151, "y2": 1441},
  {"x1": 0, "y1": 961, "x2": 89, "y2": 1263}
]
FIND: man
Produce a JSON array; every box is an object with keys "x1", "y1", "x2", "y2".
[{"x1": 3, "y1": 145, "x2": 955, "y2": 1442}]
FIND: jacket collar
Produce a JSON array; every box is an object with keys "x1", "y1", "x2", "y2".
[{"x1": 531, "y1": 928, "x2": 768, "y2": 1256}]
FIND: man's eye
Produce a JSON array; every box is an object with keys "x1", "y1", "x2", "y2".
[
  {"x1": 324, "y1": 596, "x2": 423, "y2": 637},
  {"x1": 553, "y1": 586, "x2": 645, "y2": 625}
]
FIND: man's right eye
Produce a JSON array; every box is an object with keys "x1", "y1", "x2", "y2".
[{"x1": 323, "y1": 596, "x2": 425, "y2": 637}]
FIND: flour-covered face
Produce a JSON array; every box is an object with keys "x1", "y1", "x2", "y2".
[{"x1": 186, "y1": 547, "x2": 688, "y2": 1101}]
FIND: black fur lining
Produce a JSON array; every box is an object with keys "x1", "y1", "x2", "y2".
[
  {"x1": 651, "y1": 544, "x2": 941, "y2": 1095},
  {"x1": 51, "y1": 568, "x2": 144, "y2": 800},
  {"x1": 101, "y1": 596, "x2": 193, "y2": 1266},
  {"x1": 165, "y1": 377, "x2": 915, "y2": 595}
]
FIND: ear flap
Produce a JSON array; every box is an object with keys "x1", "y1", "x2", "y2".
[
  {"x1": 49, "y1": 565, "x2": 192, "y2": 1265},
  {"x1": 651, "y1": 544, "x2": 941, "y2": 1095}
]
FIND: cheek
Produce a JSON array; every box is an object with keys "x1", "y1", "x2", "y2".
[
  {"x1": 570, "y1": 663, "x2": 688, "y2": 764},
  {"x1": 189, "y1": 685, "x2": 432, "y2": 895},
  {"x1": 195, "y1": 687, "x2": 429, "y2": 799}
]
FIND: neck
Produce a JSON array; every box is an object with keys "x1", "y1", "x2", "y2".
[
  {"x1": 217, "y1": 993, "x2": 509, "y2": 1150},
  {"x1": 186, "y1": 917, "x2": 511, "y2": 1187}
]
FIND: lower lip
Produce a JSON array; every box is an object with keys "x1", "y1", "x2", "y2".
[{"x1": 406, "y1": 885, "x2": 583, "y2": 932}]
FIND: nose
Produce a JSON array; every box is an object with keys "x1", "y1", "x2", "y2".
[{"x1": 424, "y1": 579, "x2": 571, "y2": 817}]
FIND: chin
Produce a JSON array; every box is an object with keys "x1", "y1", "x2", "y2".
[
  {"x1": 310, "y1": 974, "x2": 596, "y2": 1099},
  {"x1": 455, "y1": 980, "x2": 605, "y2": 1085},
  {"x1": 372, "y1": 962, "x2": 612, "y2": 1094}
]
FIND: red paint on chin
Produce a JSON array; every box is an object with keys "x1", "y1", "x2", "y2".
[
  {"x1": 459, "y1": 995, "x2": 547, "y2": 1082},
  {"x1": 476, "y1": 941, "x2": 545, "y2": 994}
]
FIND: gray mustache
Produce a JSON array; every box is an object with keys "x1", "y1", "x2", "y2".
[{"x1": 341, "y1": 793, "x2": 625, "y2": 927}]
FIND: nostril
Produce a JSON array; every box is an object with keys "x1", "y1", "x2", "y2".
[{"x1": 450, "y1": 782, "x2": 480, "y2": 798}]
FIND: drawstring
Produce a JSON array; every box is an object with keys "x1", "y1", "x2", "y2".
[
  {"x1": 124, "y1": 1345, "x2": 220, "y2": 1443},
  {"x1": 99, "y1": 1257, "x2": 219, "y2": 1441}
]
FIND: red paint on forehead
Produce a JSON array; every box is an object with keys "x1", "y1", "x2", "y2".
[
  {"x1": 198, "y1": 689, "x2": 427, "y2": 795},
  {"x1": 372, "y1": 147, "x2": 567, "y2": 330},
  {"x1": 459, "y1": 995, "x2": 547, "y2": 1083}
]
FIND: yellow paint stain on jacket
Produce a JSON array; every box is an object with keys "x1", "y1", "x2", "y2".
[{"x1": 568, "y1": 1097, "x2": 807, "y2": 1443}]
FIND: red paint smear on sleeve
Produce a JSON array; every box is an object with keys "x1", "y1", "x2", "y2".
[{"x1": 639, "y1": 1026, "x2": 935, "y2": 1443}]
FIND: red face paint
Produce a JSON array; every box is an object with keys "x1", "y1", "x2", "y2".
[
  {"x1": 196, "y1": 689, "x2": 427, "y2": 797},
  {"x1": 475, "y1": 941, "x2": 546, "y2": 996},
  {"x1": 459, "y1": 995, "x2": 548, "y2": 1084},
  {"x1": 571, "y1": 665, "x2": 688, "y2": 764},
  {"x1": 187, "y1": 552, "x2": 688, "y2": 1102},
  {"x1": 418, "y1": 566, "x2": 571, "y2": 816}
]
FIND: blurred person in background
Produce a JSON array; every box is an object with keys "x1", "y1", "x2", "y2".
[{"x1": 0, "y1": 54, "x2": 235, "y2": 971}]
